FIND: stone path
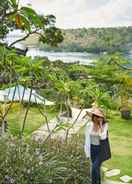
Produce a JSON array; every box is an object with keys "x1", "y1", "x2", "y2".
[
  {"x1": 102, "y1": 168, "x2": 132, "y2": 183},
  {"x1": 102, "y1": 180, "x2": 130, "y2": 184},
  {"x1": 120, "y1": 175, "x2": 132, "y2": 183},
  {"x1": 105, "y1": 169, "x2": 121, "y2": 177},
  {"x1": 32, "y1": 107, "x2": 89, "y2": 141}
]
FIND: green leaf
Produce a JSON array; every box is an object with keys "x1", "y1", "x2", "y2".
[
  {"x1": 9, "y1": 0, "x2": 18, "y2": 8},
  {"x1": 19, "y1": 14, "x2": 31, "y2": 32},
  {"x1": 21, "y1": 7, "x2": 43, "y2": 27},
  {"x1": 21, "y1": 6, "x2": 37, "y2": 15}
]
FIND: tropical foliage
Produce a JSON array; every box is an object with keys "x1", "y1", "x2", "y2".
[{"x1": 0, "y1": 0, "x2": 63, "y2": 50}]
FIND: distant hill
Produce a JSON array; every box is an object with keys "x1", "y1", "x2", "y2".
[{"x1": 23, "y1": 27, "x2": 132, "y2": 53}]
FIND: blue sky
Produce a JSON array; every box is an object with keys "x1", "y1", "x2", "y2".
[{"x1": 20, "y1": 0, "x2": 132, "y2": 28}]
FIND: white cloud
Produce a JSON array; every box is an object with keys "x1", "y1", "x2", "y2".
[{"x1": 20, "y1": 0, "x2": 132, "y2": 28}]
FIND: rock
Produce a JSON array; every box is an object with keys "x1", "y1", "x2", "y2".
[
  {"x1": 120, "y1": 175, "x2": 132, "y2": 183},
  {"x1": 105, "y1": 169, "x2": 120, "y2": 177},
  {"x1": 102, "y1": 180, "x2": 130, "y2": 184}
]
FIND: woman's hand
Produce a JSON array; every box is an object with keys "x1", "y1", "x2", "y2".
[
  {"x1": 92, "y1": 118, "x2": 104, "y2": 133},
  {"x1": 99, "y1": 118, "x2": 103, "y2": 132},
  {"x1": 93, "y1": 123, "x2": 100, "y2": 132}
]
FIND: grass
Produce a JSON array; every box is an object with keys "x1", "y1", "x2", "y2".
[
  {"x1": 6, "y1": 103, "x2": 56, "y2": 137},
  {"x1": 102, "y1": 111, "x2": 132, "y2": 182}
]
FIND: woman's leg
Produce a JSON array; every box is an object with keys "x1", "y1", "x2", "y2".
[
  {"x1": 91, "y1": 157, "x2": 101, "y2": 184},
  {"x1": 91, "y1": 145, "x2": 102, "y2": 184}
]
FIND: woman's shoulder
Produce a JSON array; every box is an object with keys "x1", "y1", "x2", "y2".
[{"x1": 85, "y1": 121, "x2": 93, "y2": 131}]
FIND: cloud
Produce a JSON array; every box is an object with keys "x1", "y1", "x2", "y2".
[{"x1": 20, "y1": 0, "x2": 132, "y2": 28}]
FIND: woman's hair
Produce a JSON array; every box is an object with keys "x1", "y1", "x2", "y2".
[{"x1": 92, "y1": 114, "x2": 107, "y2": 125}]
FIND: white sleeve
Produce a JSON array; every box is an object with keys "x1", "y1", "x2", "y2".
[
  {"x1": 84, "y1": 122, "x2": 91, "y2": 158},
  {"x1": 99, "y1": 123, "x2": 108, "y2": 140}
]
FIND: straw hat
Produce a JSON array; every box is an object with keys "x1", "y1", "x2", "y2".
[{"x1": 86, "y1": 107, "x2": 105, "y2": 118}]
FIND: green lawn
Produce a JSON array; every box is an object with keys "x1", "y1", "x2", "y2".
[
  {"x1": 102, "y1": 111, "x2": 132, "y2": 182},
  {"x1": 6, "y1": 103, "x2": 56, "y2": 137}
]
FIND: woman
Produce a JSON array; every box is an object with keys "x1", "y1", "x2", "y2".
[{"x1": 84, "y1": 107, "x2": 111, "y2": 184}]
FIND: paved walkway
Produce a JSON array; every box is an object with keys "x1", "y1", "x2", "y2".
[{"x1": 32, "y1": 107, "x2": 89, "y2": 141}]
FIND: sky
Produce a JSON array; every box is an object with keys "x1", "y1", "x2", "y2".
[{"x1": 20, "y1": 0, "x2": 132, "y2": 29}]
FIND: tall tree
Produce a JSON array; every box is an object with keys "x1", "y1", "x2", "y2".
[{"x1": 0, "y1": 0, "x2": 63, "y2": 52}]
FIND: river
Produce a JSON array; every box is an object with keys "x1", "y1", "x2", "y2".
[
  {"x1": 26, "y1": 48, "x2": 100, "y2": 65},
  {"x1": 4, "y1": 30, "x2": 132, "y2": 65},
  {"x1": 26, "y1": 48, "x2": 132, "y2": 66}
]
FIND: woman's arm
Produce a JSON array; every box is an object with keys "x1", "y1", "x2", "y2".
[{"x1": 84, "y1": 122, "x2": 91, "y2": 158}]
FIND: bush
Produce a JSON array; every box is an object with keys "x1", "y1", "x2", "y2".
[{"x1": 0, "y1": 134, "x2": 90, "y2": 184}]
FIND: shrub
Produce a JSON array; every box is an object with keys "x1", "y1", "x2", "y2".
[{"x1": 0, "y1": 134, "x2": 90, "y2": 184}]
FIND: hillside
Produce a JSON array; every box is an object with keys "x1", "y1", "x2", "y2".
[{"x1": 23, "y1": 27, "x2": 132, "y2": 53}]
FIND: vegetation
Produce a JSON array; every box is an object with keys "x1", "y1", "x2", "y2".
[
  {"x1": 1, "y1": 49, "x2": 132, "y2": 136},
  {"x1": 88, "y1": 53, "x2": 132, "y2": 118},
  {"x1": 24, "y1": 27, "x2": 132, "y2": 53},
  {"x1": 0, "y1": 0, "x2": 63, "y2": 54},
  {"x1": 104, "y1": 111, "x2": 132, "y2": 181},
  {"x1": 0, "y1": 1, "x2": 132, "y2": 183},
  {"x1": 0, "y1": 0, "x2": 63, "y2": 137},
  {"x1": 0, "y1": 135, "x2": 91, "y2": 184},
  {"x1": 6, "y1": 103, "x2": 56, "y2": 136}
]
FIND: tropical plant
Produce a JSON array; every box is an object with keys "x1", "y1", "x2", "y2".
[
  {"x1": 118, "y1": 73, "x2": 132, "y2": 119},
  {"x1": 90, "y1": 53, "x2": 132, "y2": 118},
  {"x1": 0, "y1": 0, "x2": 63, "y2": 51}
]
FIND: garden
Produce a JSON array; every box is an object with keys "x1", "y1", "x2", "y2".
[{"x1": 0, "y1": 0, "x2": 132, "y2": 183}]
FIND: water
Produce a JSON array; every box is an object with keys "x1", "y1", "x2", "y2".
[
  {"x1": 26, "y1": 48, "x2": 132, "y2": 66},
  {"x1": 26, "y1": 48, "x2": 99, "y2": 65},
  {"x1": 3, "y1": 30, "x2": 132, "y2": 65},
  {"x1": 3, "y1": 31, "x2": 98, "y2": 65},
  {"x1": 124, "y1": 50, "x2": 132, "y2": 60}
]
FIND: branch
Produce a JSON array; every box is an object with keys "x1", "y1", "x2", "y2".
[
  {"x1": 65, "y1": 107, "x2": 83, "y2": 142},
  {"x1": 0, "y1": 9, "x2": 17, "y2": 22},
  {"x1": 0, "y1": 42, "x2": 28, "y2": 56},
  {"x1": 20, "y1": 83, "x2": 33, "y2": 138},
  {"x1": 9, "y1": 29, "x2": 40, "y2": 47},
  {"x1": 112, "y1": 60, "x2": 132, "y2": 70},
  {"x1": 5, "y1": 10, "x2": 17, "y2": 18}
]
